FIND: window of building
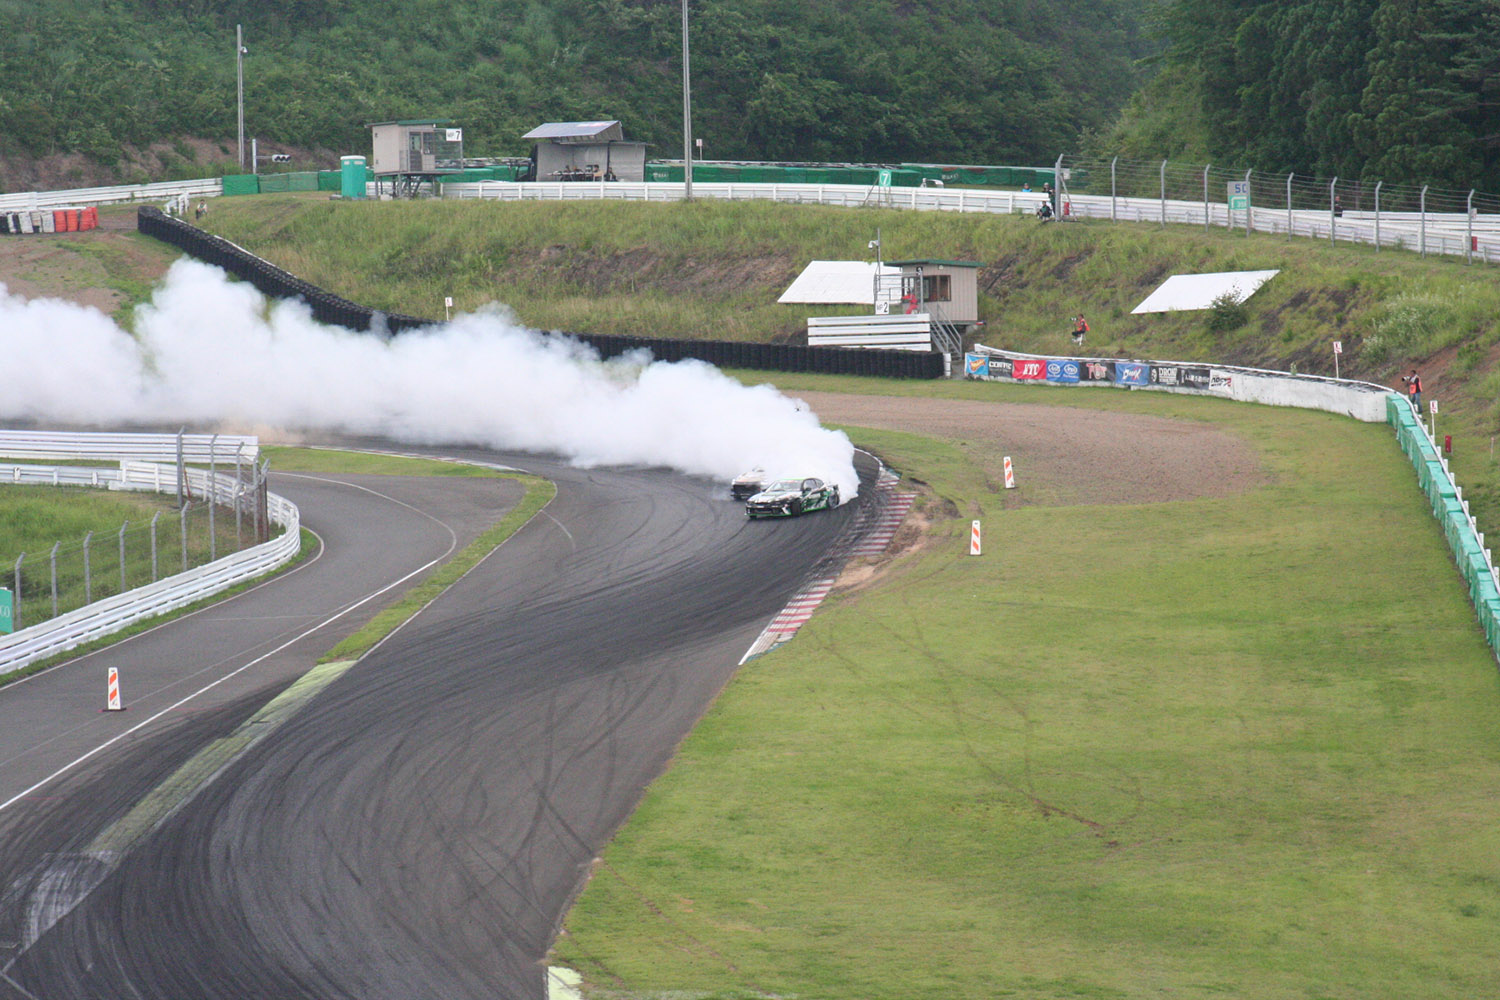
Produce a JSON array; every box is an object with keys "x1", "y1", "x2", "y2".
[{"x1": 922, "y1": 274, "x2": 952, "y2": 302}]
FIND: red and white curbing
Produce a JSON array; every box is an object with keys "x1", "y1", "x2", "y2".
[{"x1": 740, "y1": 467, "x2": 917, "y2": 663}]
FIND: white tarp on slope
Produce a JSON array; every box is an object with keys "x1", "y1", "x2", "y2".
[
  {"x1": 1131, "y1": 269, "x2": 1280, "y2": 314},
  {"x1": 778, "y1": 260, "x2": 900, "y2": 305}
]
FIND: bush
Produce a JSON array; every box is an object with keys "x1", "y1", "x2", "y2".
[{"x1": 1206, "y1": 291, "x2": 1248, "y2": 332}]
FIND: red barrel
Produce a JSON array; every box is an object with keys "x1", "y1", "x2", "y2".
[
  {"x1": 52, "y1": 210, "x2": 67, "y2": 232},
  {"x1": 81, "y1": 206, "x2": 98, "y2": 230}
]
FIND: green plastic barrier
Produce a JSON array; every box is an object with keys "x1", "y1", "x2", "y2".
[
  {"x1": 221, "y1": 174, "x2": 259, "y2": 196},
  {"x1": 1389, "y1": 394, "x2": 1500, "y2": 662}
]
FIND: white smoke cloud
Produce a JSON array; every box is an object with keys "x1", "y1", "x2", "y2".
[{"x1": 1, "y1": 259, "x2": 858, "y2": 498}]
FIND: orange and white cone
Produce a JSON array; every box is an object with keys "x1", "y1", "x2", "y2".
[
  {"x1": 1003, "y1": 456, "x2": 1016, "y2": 489},
  {"x1": 106, "y1": 667, "x2": 123, "y2": 711},
  {"x1": 970, "y1": 520, "x2": 982, "y2": 556}
]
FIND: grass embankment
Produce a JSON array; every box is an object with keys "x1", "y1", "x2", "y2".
[
  {"x1": 554, "y1": 386, "x2": 1500, "y2": 999},
  {"x1": 199, "y1": 195, "x2": 1500, "y2": 531}
]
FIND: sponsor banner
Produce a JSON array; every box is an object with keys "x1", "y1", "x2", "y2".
[
  {"x1": 1080, "y1": 360, "x2": 1114, "y2": 382},
  {"x1": 1011, "y1": 357, "x2": 1047, "y2": 380},
  {"x1": 1046, "y1": 359, "x2": 1081, "y2": 383},
  {"x1": 1209, "y1": 370, "x2": 1234, "y2": 390},
  {"x1": 1114, "y1": 362, "x2": 1151, "y2": 386},
  {"x1": 1150, "y1": 365, "x2": 1213, "y2": 389},
  {"x1": 963, "y1": 354, "x2": 1015, "y2": 380}
]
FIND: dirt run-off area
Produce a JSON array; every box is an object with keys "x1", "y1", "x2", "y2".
[
  {"x1": 0, "y1": 212, "x2": 178, "y2": 324},
  {"x1": 794, "y1": 391, "x2": 1265, "y2": 508}
]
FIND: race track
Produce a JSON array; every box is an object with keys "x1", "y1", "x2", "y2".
[{"x1": 0, "y1": 444, "x2": 875, "y2": 999}]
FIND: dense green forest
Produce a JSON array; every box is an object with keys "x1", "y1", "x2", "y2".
[
  {"x1": 0, "y1": 0, "x2": 1150, "y2": 174},
  {"x1": 1106, "y1": 0, "x2": 1500, "y2": 190}
]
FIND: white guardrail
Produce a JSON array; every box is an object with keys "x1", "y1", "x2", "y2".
[
  {"x1": 0, "y1": 434, "x2": 297, "y2": 678},
  {"x1": 445, "y1": 181, "x2": 1500, "y2": 264},
  {"x1": 0, "y1": 178, "x2": 220, "y2": 213}
]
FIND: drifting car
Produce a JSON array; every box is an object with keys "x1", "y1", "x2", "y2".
[
  {"x1": 745, "y1": 477, "x2": 841, "y2": 518},
  {"x1": 730, "y1": 467, "x2": 767, "y2": 501}
]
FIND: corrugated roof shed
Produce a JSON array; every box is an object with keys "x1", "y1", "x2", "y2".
[{"x1": 522, "y1": 121, "x2": 624, "y2": 142}]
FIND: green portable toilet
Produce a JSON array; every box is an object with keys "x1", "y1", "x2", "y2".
[{"x1": 341, "y1": 155, "x2": 367, "y2": 199}]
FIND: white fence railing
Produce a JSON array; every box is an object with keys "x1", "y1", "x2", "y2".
[
  {"x1": 444, "y1": 181, "x2": 1500, "y2": 265},
  {"x1": 0, "y1": 178, "x2": 220, "y2": 213},
  {"x1": 0, "y1": 430, "x2": 258, "y2": 465},
  {"x1": 0, "y1": 440, "x2": 298, "y2": 678}
]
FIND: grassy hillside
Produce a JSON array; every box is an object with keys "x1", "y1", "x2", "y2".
[{"x1": 199, "y1": 194, "x2": 1500, "y2": 527}]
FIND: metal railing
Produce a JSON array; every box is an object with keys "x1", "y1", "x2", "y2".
[
  {"x1": 0, "y1": 178, "x2": 220, "y2": 213},
  {"x1": 446, "y1": 177, "x2": 1499, "y2": 265},
  {"x1": 0, "y1": 437, "x2": 298, "y2": 679}
]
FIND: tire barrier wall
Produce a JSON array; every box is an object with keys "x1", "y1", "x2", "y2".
[
  {"x1": 136, "y1": 207, "x2": 944, "y2": 378},
  {"x1": 1388, "y1": 396, "x2": 1500, "y2": 663},
  {"x1": 138, "y1": 206, "x2": 429, "y2": 335},
  {"x1": 1, "y1": 207, "x2": 99, "y2": 235}
]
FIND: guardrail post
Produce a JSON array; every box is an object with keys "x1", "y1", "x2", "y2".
[
  {"x1": 1110, "y1": 157, "x2": 1117, "y2": 221},
  {"x1": 1329, "y1": 176, "x2": 1338, "y2": 244},
  {"x1": 13, "y1": 553, "x2": 22, "y2": 630},
  {"x1": 1467, "y1": 189, "x2": 1475, "y2": 264},
  {"x1": 1286, "y1": 172, "x2": 1293, "y2": 238},
  {"x1": 1420, "y1": 185, "x2": 1428, "y2": 256},
  {"x1": 151, "y1": 511, "x2": 160, "y2": 582},
  {"x1": 208, "y1": 434, "x2": 218, "y2": 560},
  {"x1": 181, "y1": 503, "x2": 190, "y2": 572},
  {"x1": 119, "y1": 521, "x2": 128, "y2": 594},
  {"x1": 1374, "y1": 180, "x2": 1382, "y2": 251},
  {"x1": 1244, "y1": 169, "x2": 1253, "y2": 235},
  {"x1": 1159, "y1": 160, "x2": 1167, "y2": 227},
  {"x1": 235, "y1": 442, "x2": 245, "y2": 548},
  {"x1": 176, "y1": 427, "x2": 186, "y2": 508},
  {"x1": 50, "y1": 541, "x2": 60, "y2": 619},
  {"x1": 83, "y1": 530, "x2": 93, "y2": 605},
  {"x1": 1203, "y1": 164, "x2": 1211, "y2": 231}
]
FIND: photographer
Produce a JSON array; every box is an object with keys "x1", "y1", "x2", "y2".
[{"x1": 1401, "y1": 369, "x2": 1422, "y2": 411}]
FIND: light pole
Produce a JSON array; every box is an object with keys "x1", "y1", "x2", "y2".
[
  {"x1": 681, "y1": 0, "x2": 692, "y2": 200},
  {"x1": 236, "y1": 24, "x2": 247, "y2": 171}
]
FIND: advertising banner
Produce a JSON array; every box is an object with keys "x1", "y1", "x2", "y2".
[
  {"x1": 1080, "y1": 360, "x2": 1114, "y2": 382},
  {"x1": 963, "y1": 354, "x2": 1014, "y2": 379},
  {"x1": 1114, "y1": 362, "x2": 1151, "y2": 386},
  {"x1": 1011, "y1": 357, "x2": 1047, "y2": 380},
  {"x1": 1046, "y1": 359, "x2": 1082, "y2": 383},
  {"x1": 1150, "y1": 365, "x2": 1211, "y2": 389}
]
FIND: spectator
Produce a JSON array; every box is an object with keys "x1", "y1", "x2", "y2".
[
  {"x1": 1072, "y1": 314, "x2": 1089, "y2": 348},
  {"x1": 1021, "y1": 181, "x2": 1031, "y2": 192},
  {"x1": 1402, "y1": 368, "x2": 1422, "y2": 411},
  {"x1": 1333, "y1": 195, "x2": 1344, "y2": 218}
]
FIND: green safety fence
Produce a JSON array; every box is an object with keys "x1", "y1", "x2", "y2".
[
  {"x1": 644, "y1": 163, "x2": 925, "y2": 186},
  {"x1": 1388, "y1": 394, "x2": 1500, "y2": 655},
  {"x1": 221, "y1": 173, "x2": 259, "y2": 196}
]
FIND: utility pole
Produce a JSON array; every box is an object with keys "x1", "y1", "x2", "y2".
[
  {"x1": 236, "y1": 24, "x2": 246, "y2": 171},
  {"x1": 681, "y1": 0, "x2": 693, "y2": 201}
]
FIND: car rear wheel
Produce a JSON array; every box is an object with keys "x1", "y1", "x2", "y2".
[
  {"x1": 789, "y1": 498, "x2": 802, "y2": 516},
  {"x1": 829, "y1": 487, "x2": 840, "y2": 508}
]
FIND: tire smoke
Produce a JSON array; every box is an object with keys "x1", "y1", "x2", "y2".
[{"x1": 1, "y1": 260, "x2": 859, "y2": 498}]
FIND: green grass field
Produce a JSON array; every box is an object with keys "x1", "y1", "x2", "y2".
[{"x1": 553, "y1": 387, "x2": 1500, "y2": 999}]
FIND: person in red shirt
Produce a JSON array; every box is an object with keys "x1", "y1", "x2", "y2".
[
  {"x1": 1072, "y1": 315, "x2": 1089, "y2": 349},
  {"x1": 1402, "y1": 369, "x2": 1422, "y2": 411}
]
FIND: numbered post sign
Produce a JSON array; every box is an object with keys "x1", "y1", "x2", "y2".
[
  {"x1": 1227, "y1": 181, "x2": 1249, "y2": 211},
  {"x1": 878, "y1": 169, "x2": 893, "y2": 188},
  {"x1": 0, "y1": 587, "x2": 11, "y2": 634},
  {"x1": 1333, "y1": 341, "x2": 1342, "y2": 354},
  {"x1": 1430, "y1": 400, "x2": 1438, "y2": 415}
]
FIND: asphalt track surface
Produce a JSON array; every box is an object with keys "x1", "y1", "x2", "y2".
[{"x1": 0, "y1": 443, "x2": 876, "y2": 999}]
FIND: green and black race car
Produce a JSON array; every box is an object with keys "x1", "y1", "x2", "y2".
[{"x1": 745, "y1": 477, "x2": 841, "y2": 518}]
